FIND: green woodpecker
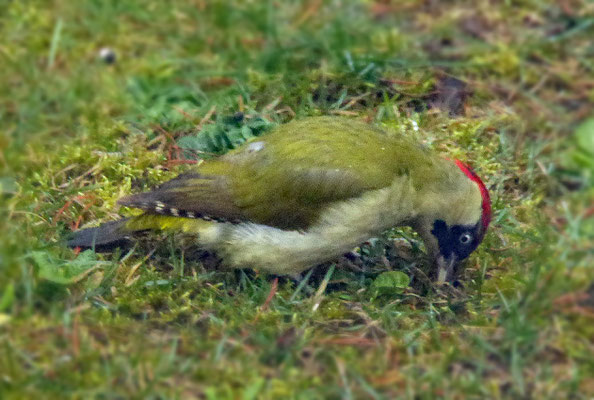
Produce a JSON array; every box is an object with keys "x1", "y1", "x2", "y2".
[{"x1": 69, "y1": 117, "x2": 491, "y2": 282}]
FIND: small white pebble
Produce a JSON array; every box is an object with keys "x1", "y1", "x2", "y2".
[{"x1": 98, "y1": 47, "x2": 116, "y2": 64}]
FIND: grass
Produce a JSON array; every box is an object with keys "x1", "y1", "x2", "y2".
[{"x1": 1, "y1": 0, "x2": 593, "y2": 398}]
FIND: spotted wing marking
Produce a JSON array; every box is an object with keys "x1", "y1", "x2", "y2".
[{"x1": 134, "y1": 201, "x2": 239, "y2": 223}]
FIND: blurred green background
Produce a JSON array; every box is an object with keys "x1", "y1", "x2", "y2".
[{"x1": 1, "y1": 0, "x2": 593, "y2": 398}]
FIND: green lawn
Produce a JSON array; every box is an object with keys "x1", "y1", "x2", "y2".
[{"x1": 1, "y1": 0, "x2": 593, "y2": 398}]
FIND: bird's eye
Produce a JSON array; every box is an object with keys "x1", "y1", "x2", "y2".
[{"x1": 459, "y1": 233, "x2": 472, "y2": 244}]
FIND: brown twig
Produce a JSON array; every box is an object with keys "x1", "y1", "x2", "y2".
[{"x1": 260, "y1": 277, "x2": 279, "y2": 312}]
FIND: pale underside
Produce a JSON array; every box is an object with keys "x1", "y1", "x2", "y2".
[{"x1": 197, "y1": 177, "x2": 416, "y2": 274}]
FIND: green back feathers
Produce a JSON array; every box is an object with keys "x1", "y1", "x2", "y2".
[
  {"x1": 224, "y1": 117, "x2": 453, "y2": 226},
  {"x1": 84, "y1": 117, "x2": 460, "y2": 239}
]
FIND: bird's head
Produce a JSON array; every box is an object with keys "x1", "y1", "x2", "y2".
[{"x1": 413, "y1": 159, "x2": 492, "y2": 283}]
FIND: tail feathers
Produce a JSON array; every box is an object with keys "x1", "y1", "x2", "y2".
[
  {"x1": 67, "y1": 219, "x2": 133, "y2": 250},
  {"x1": 68, "y1": 215, "x2": 214, "y2": 250}
]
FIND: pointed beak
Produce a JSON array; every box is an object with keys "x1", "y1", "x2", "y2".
[{"x1": 435, "y1": 254, "x2": 458, "y2": 283}]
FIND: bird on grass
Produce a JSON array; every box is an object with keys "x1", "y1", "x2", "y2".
[{"x1": 69, "y1": 116, "x2": 492, "y2": 283}]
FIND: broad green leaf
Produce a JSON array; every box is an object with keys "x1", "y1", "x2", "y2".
[
  {"x1": 371, "y1": 270, "x2": 410, "y2": 295},
  {"x1": 32, "y1": 250, "x2": 104, "y2": 285}
]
